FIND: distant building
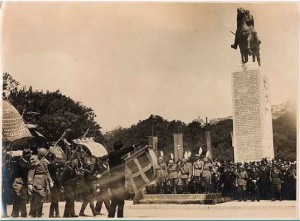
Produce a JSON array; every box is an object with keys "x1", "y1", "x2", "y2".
[
  {"x1": 193, "y1": 116, "x2": 205, "y2": 126},
  {"x1": 271, "y1": 100, "x2": 295, "y2": 119}
]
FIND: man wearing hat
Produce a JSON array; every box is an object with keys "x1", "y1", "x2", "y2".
[
  {"x1": 270, "y1": 165, "x2": 282, "y2": 201},
  {"x1": 167, "y1": 159, "x2": 178, "y2": 194},
  {"x1": 201, "y1": 164, "x2": 212, "y2": 193},
  {"x1": 193, "y1": 154, "x2": 204, "y2": 193},
  {"x1": 247, "y1": 165, "x2": 260, "y2": 201},
  {"x1": 28, "y1": 148, "x2": 53, "y2": 217},
  {"x1": 235, "y1": 165, "x2": 248, "y2": 201},
  {"x1": 108, "y1": 141, "x2": 135, "y2": 218},
  {"x1": 259, "y1": 162, "x2": 271, "y2": 200},
  {"x1": 11, "y1": 149, "x2": 32, "y2": 218},
  {"x1": 179, "y1": 158, "x2": 193, "y2": 193},
  {"x1": 61, "y1": 159, "x2": 79, "y2": 217},
  {"x1": 156, "y1": 157, "x2": 167, "y2": 194}
]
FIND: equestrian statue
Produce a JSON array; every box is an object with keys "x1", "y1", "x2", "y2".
[{"x1": 231, "y1": 8, "x2": 261, "y2": 66}]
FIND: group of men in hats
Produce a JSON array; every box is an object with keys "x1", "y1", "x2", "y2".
[
  {"x1": 2, "y1": 140, "x2": 137, "y2": 218},
  {"x1": 150, "y1": 154, "x2": 297, "y2": 202}
]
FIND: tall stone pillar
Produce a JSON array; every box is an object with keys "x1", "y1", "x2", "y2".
[
  {"x1": 173, "y1": 133, "x2": 183, "y2": 162},
  {"x1": 232, "y1": 63, "x2": 274, "y2": 163}
]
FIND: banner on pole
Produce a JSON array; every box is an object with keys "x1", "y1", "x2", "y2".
[{"x1": 173, "y1": 133, "x2": 183, "y2": 162}]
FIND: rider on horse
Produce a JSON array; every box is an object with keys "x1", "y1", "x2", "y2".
[{"x1": 231, "y1": 8, "x2": 261, "y2": 51}]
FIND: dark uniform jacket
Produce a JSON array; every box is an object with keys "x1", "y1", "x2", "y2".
[{"x1": 108, "y1": 145, "x2": 134, "y2": 199}]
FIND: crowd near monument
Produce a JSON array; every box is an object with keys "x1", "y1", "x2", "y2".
[{"x1": 1, "y1": 5, "x2": 297, "y2": 220}]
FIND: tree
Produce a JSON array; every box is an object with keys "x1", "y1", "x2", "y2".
[{"x1": 4, "y1": 73, "x2": 104, "y2": 143}]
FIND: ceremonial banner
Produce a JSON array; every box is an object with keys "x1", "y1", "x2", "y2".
[
  {"x1": 124, "y1": 146, "x2": 157, "y2": 194},
  {"x1": 73, "y1": 137, "x2": 108, "y2": 157},
  {"x1": 148, "y1": 136, "x2": 158, "y2": 157},
  {"x1": 2, "y1": 100, "x2": 32, "y2": 142},
  {"x1": 173, "y1": 133, "x2": 183, "y2": 162},
  {"x1": 205, "y1": 131, "x2": 212, "y2": 159}
]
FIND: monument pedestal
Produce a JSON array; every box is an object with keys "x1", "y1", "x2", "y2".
[{"x1": 232, "y1": 63, "x2": 274, "y2": 162}]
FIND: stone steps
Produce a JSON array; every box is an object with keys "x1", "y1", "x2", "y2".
[{"x1": 137, "y1": 193, "x2": 231, "y2": 205}]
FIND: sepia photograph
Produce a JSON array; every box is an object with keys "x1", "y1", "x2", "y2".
[{"x1": 1, "y1": 1, "x2": 299, "y2": 219}]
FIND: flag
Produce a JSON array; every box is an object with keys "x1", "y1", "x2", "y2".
[
  {"x1": 124, "y1": 146, "x2": 157, "y2": 194},
  {"x1": 73, "y1": 137, "x2": 108, "y2": 157},
  {"x1": 2, "y1": 100, "x2": 32, "y2": 142}
]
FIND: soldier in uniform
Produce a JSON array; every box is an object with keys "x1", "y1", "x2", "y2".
[
  {"x1": 270, "y1": 165, "x2": 282, "y2": 201},
  {"x1": 201, "y1": 164, "x2": 212, "y2": 193},
  {"x1": 211, "y1": 164, "x2": 221, "y2": 193},
  {"x1": 179, "y1": 158, "x2": 192, "y2": 193},
  {"x1": 61, "y1": 159, "x2": 79, "y2": 217},
  {"x1": 167, "y1": 159, "x2": 178, "y2": 194},
  {"x1": 259, "y1": 162, "x2": 271, "y2": 200},
  {"x1": 79, "y1": 156, "x2": 97, "y2": 217},
  {"x1": 156, "y1": 157, "x2": 167, "y2": 194},
  {"x1": 235, "y1": 166, "x2": 248, "y2": 201},
  {"x1": 48, "y1": 153, "x2": 62, "y2": 217},
  {"x1": 95, "y1": 158, "x2": 111, "y2": 215},
  {"x1": 193, "y1": 154, "x2": 204, "y2": 193},
  {"x1": 247, "y1": 165, "x2": 260, "y2": 201},
  {"x1": 11, "y1": 149, "x2": 32, "y2": 218},
  {"x1": 27, "y1": 148, "x2": 53, "y2": 217},
  {"x1": 108, "y1": 141, "x2": 134, "y2": 218}
]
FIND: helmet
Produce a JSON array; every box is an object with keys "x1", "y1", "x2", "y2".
[
  {"x1": 38, "y1": 148, "x2": 48, "y2": 157},
  {"x1": 22, "y1": 149, "x2": 31, "y2": 157}
]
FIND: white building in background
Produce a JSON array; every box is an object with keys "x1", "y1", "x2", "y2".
[
  {"x1": 193, "y1": 115, "x2": 205, "y2": 126},
  {"x1": 271, "y1": 99, "x2": 295, "y2": 119}
]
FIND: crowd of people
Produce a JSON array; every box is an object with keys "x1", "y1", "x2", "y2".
[
  {"x1": 2, "y1": 146, "x2": 297, "y2": 219},
  {"x1": 147, "y1": 154, "x2": 297, "y2": 202},
  {"x1": 2, "y1": 146, "x2": 115, "y2": 218}
]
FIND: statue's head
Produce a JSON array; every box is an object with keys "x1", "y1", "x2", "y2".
[
  {"x1": 237, "y1": 7, "x2": 246, "y2": 16},
  {"x1": 245, "y1": 10, "x2": 250, "y2": 15}
]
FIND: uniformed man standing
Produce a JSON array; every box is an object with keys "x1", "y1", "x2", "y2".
[
  {"x1": 108, "y1": 141, "x2": 134, "y2": 218},
  {"x1": 193, "y1": 154, "x2": 204, "y2": 193},
  {"x1": 28, "y1": 148, "x2": 53, "y2": 217},
  {"x1": 201, "y1": 164, "x2": 212, "y2": 193},
  {"x1": 270, "y1": 165, "x2": 282, "y2": 201},
  {"x1": 179, "y1": 158, "x2": 192, "y2": 193},
  {"x1": 61, "y1": 159, "x2": 79, "y2": 218},
  {"x1": 248, "y1": 165, "x2": 260, "y2": 201},
  {"x1": 259, "y1": 162, "x2": 271, "y2": 200},
  {"x1": 95, "y1": 158, "x2": 111, "y2": 215},
  {"x1": 167, "y1": 160, "x2": 178, "y2": 194},
  {"x1": 11, "y1": 149, "x2": 32, "y2": 218},
  {"x1": 48, "y1": 153, "x2": 62, "y2": 217},
  {"x1": 156, "y1": 157, "x2": 167, "y2": 194},
  {"x1": 235, "y1": 166, "x2": 248, "y2": 201}
]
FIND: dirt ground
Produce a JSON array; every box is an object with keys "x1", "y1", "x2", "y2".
[{"x1": 4, "y1": 200, "x2": 298, "y2": 219}]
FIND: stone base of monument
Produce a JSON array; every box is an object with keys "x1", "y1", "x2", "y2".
[{"x1": 135, "y1": 193, "x2": 232, "y2": 205}]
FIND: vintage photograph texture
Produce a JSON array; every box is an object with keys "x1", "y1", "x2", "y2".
[{"x1": 1, "y1": 2, "x2": 299, "y2": 219}]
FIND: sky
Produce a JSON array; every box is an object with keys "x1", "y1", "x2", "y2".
[{"x1": 1, "y1": 2, "x2": 299, "y2": 131}]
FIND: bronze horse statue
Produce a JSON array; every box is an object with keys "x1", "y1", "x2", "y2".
[{"x1": 232, "y1": 8, "x2": 261, "y2": 66}]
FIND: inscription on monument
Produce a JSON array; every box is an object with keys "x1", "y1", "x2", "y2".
[{"x1": 232, "y1": 65, "x2": 274, "y2": 162}]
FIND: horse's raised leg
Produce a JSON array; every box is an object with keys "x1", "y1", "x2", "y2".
[{"x1": 252, "y1": 54, "x2": 256, "y2": 62}]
